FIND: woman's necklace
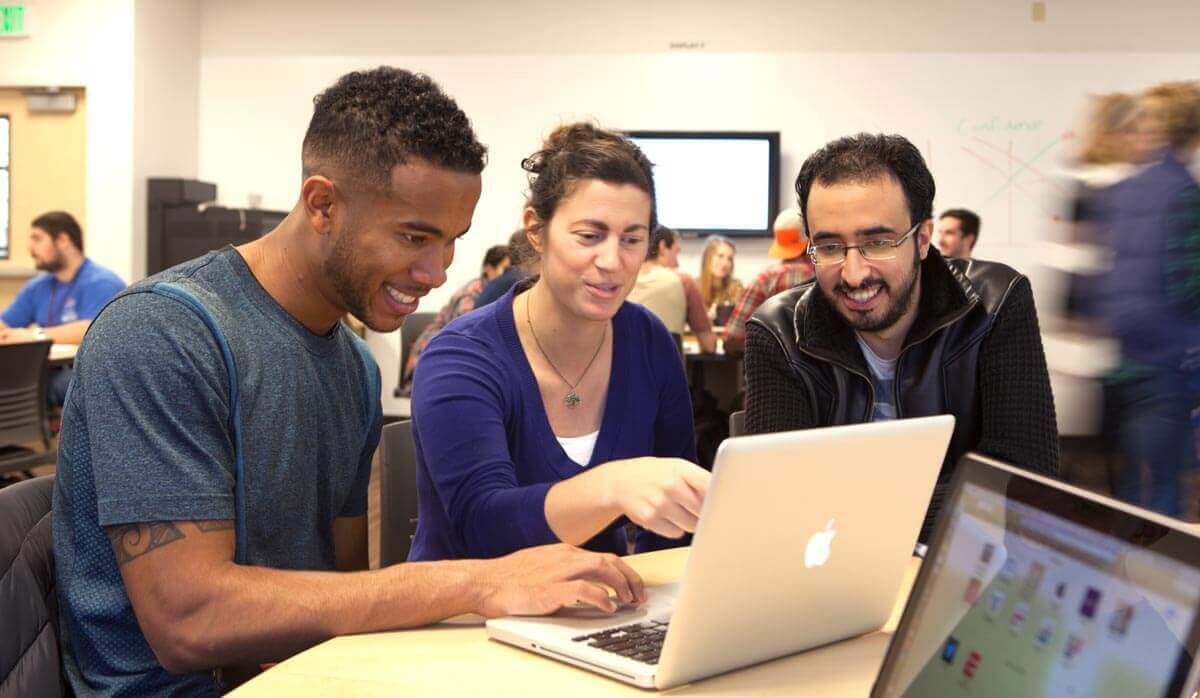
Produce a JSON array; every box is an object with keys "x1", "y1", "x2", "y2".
[{"x1": 525, "y1": 292, "x2": 606, "y2": 409}]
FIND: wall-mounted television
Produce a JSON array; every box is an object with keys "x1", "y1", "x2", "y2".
[{"x1": 626, "y1": 131, "x2": 780, "y2": 238}]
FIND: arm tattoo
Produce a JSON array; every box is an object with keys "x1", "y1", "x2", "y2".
[
  {"x1": 106, "y1": 522, "x2": 186, "y2": 566},
  {"x1": 196, "y1": 519, "x2": 235, "y2": 533}
]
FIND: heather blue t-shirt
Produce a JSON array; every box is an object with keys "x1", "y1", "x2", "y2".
[
  {"x1": 52, "y1": 247, "x2": 381, "y2": 696},
  {"x1": 0, "y1": 257, "x2": 125, "y2": 327}
]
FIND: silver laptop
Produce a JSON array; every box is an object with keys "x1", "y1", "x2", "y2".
[
  {"x1": 873, "y1": 453, "x2": 1200, "y2": 698},
  {"x1": 487, "y1": 415, "x2": 955, "y2": 689}
]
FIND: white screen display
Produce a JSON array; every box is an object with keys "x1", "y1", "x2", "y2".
[{"x1": 629, "y1": 136, "x2": 772, "y2": 233}]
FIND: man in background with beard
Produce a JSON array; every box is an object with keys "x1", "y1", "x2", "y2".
[
  {"x1": 743, "y1": 133, "x2": 1059, "y2": 539},
  {"x1": 53, "y1": 67, "x2": 645, "y2": 697},
  {"x1": 0, "y1": 211, "x2": 125, "y2": 402}
]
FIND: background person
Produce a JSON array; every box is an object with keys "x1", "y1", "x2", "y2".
[
  {"x1": 934, "y1": 208, "x2": 981, "y2": 259},
  {"x1": 627, "y1": 225, "x2": 717, "y2": 353},
  {"x1": 1100, "y1": 81, "x2": 1200, "y2": 517},
  {"x1": 723, "y1": 208, "x2": 814, "y2": 357},
  {"x1": 0, "y1": 211, "x2": 125, "y2": 404},
  {"x1": 697, "y1": 235, "x2": 743, "y2": 322},
  {"x1": 399, "y1": 243, "x2": 510, "y2": 394}
]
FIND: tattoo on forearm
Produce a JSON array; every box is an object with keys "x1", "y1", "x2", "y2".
[
  {"x1": 196, "y1": 519, "x2": 235, "y2": 533},
  {"x1": 106, "y1": 522, "x2": 186, "y2": 565}
]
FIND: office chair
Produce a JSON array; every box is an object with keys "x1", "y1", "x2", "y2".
[
  {"x1": 729, "y1": 410, "x2": 746, "y2": 438},
  {"x1": 379, "y1": 420, "x2": 419, "y2": 566},
  {"x1": 0, "y1": 475, "x2": 65, "y2": 697},
  {"x1": 0, "y1": 340, "x2": 57, "y2": 477}
]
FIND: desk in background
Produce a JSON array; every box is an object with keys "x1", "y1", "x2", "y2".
[
  {"x1": 48, "y1": 343, "x2": 78, "y2": 368},
  {"x1": 231, "y1": 548, "x2": 920, "y2": 697}
]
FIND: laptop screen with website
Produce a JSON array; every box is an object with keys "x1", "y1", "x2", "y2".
[{"x1": 874, "y1": 457, "x2": 1200, "y2": 698}]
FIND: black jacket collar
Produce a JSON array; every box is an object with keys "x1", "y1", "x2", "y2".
[{"x1": 791, "y1": 248, "x2": 980, "y2": 372}]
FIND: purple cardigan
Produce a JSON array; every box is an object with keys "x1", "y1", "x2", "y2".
[{"x1": 408, "y1": 281, "x2": 697, "y2": 560}]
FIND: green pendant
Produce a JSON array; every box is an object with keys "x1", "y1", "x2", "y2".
[{"x1": 564, "y1": 390, "x2": 581, "y2": 408}]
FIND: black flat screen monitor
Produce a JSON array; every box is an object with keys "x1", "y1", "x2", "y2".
[{"x1": 625, "y1": 131, "x2": 779, "y2": 238}]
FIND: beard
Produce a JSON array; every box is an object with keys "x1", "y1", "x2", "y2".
[
  {"x1": 322, "y1": 226, "x2": 379, "y2": 332},
  {"x1": 821, "y1": 246, "x2": 921, "y2": 333},
  {"x1": 34, "y1": 250, "x2": 66, "y2": 273}
]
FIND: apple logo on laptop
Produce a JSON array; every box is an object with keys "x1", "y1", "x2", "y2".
[{"x1": 804, "y1": 519, "x2": 837, "y2": 569}]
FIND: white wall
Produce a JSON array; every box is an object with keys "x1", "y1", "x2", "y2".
[
  {"x1": 0, "y1": 0, "x2": 136, "y2": 281},
  {"x1": 196, "y1": 48, "x2": 1200, "y2": 415},
  {"x1": 200, "y1": 0, "x2": 1200, "y2": 55},
  {"x1": 133, "y1": 0, "x2": 202, "y2": 280}
]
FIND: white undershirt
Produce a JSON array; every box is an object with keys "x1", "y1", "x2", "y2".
[
  {"x1": 556, "y1": 430, "x2": 600, "y2": 466},
  {"x1": 855, "y1": 334, "x2": 898, "y2": 421}
]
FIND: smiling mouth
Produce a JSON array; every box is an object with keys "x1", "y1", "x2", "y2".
[
  {"x1": 385, "y1": 285, "x2": 419, "y2": 305},
  {"x1": 845, "y1": 286, "x2": 881, "y2": 303}
]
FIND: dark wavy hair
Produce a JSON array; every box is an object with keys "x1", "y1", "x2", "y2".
[
  {"x1": 795, "y1": 133, "x2": 935, "y2": 236},
  {"x1": 647, "y1": 225, "x2": 678, "y2": 261},
  {"x1": 32, "y1": 211, "x2": 84, "y2": 253},
  {"x1": 939, "y1": 208, "x2": 981, "y2": 242},
  {"x1": 522, "y1": 123, "x2": 656, "y2": 230},
  {"x1": 302, "y1": 67, "x2": 487, "y2": 188}
]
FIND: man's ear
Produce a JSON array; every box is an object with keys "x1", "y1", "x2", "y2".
[
  {"x1": 917, "y1": 219, "x2": 934, "y2": 260},
  {"x1": 522, "y1": 207, "x2": 544, "y2": 255},
  {"x1": 300, "y1": 175, "x2": 336, "y2": 235}
]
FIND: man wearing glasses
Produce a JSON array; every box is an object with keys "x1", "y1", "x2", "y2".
[{"x1": 743, "y1": 133, "x2": 1058, "y2": 539}]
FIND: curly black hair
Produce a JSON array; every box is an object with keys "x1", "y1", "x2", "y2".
[
  {"x1": 795, "y1": 133, "x2": 934, "y2": 236},
  {"x1": 302, "y1": 67, "x2": 487, "y2": 186}
]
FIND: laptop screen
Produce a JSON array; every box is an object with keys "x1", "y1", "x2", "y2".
[{"x1": 874, "y1": 456, "x2": 1200, "y2": 698}]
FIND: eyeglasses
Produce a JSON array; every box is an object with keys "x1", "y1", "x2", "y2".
[{"x1": 808, "y1": 221, "x2": 924, "y2": 266}]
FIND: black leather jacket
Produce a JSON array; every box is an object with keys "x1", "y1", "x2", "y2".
[{"x1": 744, "y1": 250, "x2": 1059, "y2": 534}]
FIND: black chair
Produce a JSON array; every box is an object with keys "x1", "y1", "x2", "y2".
[
  {"x1": 379, "y1": 420, "x2": 419, "y2": 566},
  {"x1": 394, "y1": 312, "x2": 437, "y2": 397},
  {"x1": 729, "y1": 410, "x2": 746, "y2": 438},
  {"x1": 0, "y1": 340, "x2": 57, "y2": 477},
  {"x1": 0, "y1": 475, "x2": 65, "y2": 698}
]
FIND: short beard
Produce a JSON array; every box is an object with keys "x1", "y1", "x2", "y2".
[
  {"x1": 35, "y1": 251, "x2": 65, "y2": 273},
  {"x1": 822, "y1": 246, "x2": 921, "y2": 333},
  {"x1": 323, "y1": 225, "x2": 378, "y2": 331}
]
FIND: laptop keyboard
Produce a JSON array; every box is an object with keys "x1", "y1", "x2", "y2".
[{"x1": 572, "y1": 620, "x2": 669, "y2": 665}]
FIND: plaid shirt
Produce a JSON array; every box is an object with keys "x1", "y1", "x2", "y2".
[{"x1": 724, "y1": 261, "x2": 814, "y2": 344}]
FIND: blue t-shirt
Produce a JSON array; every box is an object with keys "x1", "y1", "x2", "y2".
[
  {"x1": 409, "y1": 281, "x2": 698, "y2": 561},
  {"x1": 52, "y1": 247, "x2": 382, "y2": 696},
  {"x1": 0, "y1": 257, "x2": 125, "y2": 327}
]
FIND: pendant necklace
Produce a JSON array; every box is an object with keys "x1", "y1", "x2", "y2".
[{"x1": 525, "y1": 292, "x2": 606, "y2": 409}]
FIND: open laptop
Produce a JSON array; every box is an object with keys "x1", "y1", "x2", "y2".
[
  {"x1": 873, "y1": 453, "x2": 1200, "y2": 698},
  {"x1": 487, "y1": 415, "x2": 955, "y2": 689}
]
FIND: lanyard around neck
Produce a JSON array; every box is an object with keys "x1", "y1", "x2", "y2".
[{"x1": 45, "y1": 260, "x2": 86, "y2": 326}]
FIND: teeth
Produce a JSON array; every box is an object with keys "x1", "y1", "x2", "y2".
[
  {"x1": 386, "y1": 286, "x2": 417, "y2": 304},
  {"x1": 847, "y1": 287, "x2": 880, "y2": 303}
]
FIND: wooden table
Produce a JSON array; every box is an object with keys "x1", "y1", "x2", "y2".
[
  {"x1": 231, "y1": 548, "x2": 921, "y2": 697},
  {"x1": 48, "y1": 343, "x2": 78, "y2": 367}
]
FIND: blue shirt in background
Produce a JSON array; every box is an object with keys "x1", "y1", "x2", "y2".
[
  {"x1": 53, "y1": 247, "x2": 381, "y2": 696},
  {"x1": 1, "y1": 257, "x2": 125, "y2": 327},
  {"x1": 409, "y1": 281, "x2": 698, "y2": 561}
]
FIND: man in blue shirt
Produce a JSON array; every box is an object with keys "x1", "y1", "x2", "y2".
[{"x1": 0, "y1": 211, "x2": 125, "y2": 402}]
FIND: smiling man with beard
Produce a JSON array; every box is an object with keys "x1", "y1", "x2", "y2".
[
  {"x1": 53, "y1": 68, "x2": 645, "y2": 696},
  {"x1": 743, "y1": 133, "x2": 1059, "y2": 539}
]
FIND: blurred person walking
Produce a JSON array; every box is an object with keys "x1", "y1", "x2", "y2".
[{"x1": 1101, "y1": 81, "x2": 1200, "y2": 517}]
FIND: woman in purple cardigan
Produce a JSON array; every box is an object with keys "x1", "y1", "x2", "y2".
[{"x1": 409, "y1": 123, "x2": 709, "y2": 561}]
